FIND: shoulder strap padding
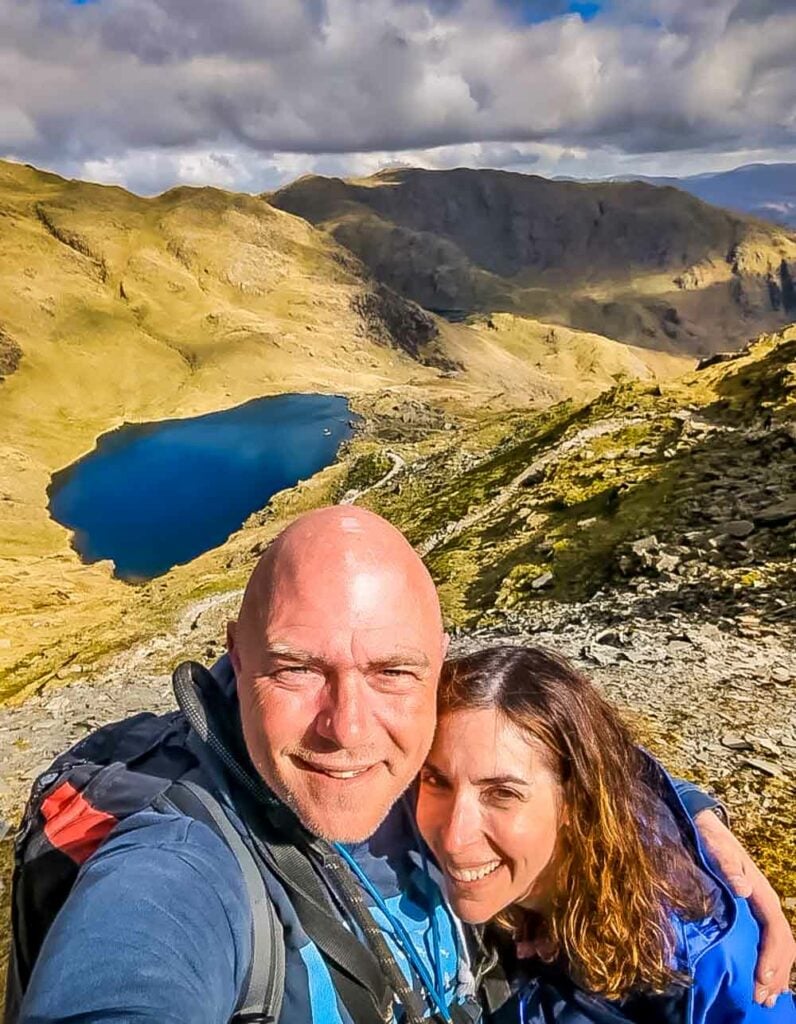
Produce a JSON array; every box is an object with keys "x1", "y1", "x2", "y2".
[{"x1": 164, "y1": 780, "x2": 285, "y2": 1024}]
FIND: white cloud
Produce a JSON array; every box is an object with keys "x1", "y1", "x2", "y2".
[{"x1": 1, "y1": 0, "x2": 794, "y2": 190}]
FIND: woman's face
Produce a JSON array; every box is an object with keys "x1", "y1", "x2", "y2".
[{"x1": 416, "y1": 706, "x2": 563, "y2": 924}]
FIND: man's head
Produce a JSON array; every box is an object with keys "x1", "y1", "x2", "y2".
[{"x1": 227, "y1": 506, "x2": 448, "y2": 842}]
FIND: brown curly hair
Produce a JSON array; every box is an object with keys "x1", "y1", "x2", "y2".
[{"x1": 438, "y1": 645, "x2": 713, "y2": 1000}]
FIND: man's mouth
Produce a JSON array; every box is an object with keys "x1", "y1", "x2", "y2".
[
  {"x1": 291, "y1": 756, "x2": 380, "y2": 781},
  {"x1": 446, "y1": 859, "x2": 503, "y2": 884}
]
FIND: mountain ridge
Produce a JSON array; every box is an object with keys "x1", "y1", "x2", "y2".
[
  {"x1": 611, "y1": 163, "x2": 796, "y2": 229},
  {"x1": 269, "y1": 166, "x2": 796, "y2": 354}
]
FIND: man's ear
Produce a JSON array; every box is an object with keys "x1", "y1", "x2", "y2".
[{"x1": 226, "y1": 620, "x2": 241, "y2": 676}]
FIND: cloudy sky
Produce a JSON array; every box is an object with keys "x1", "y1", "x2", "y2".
[{"x1": 1, "y1": 0, "x2": 795, "y2": 194}]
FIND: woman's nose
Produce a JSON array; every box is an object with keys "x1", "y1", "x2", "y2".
[{"x1": 438, "y1": 793, "x2": 482, "y2": 856}]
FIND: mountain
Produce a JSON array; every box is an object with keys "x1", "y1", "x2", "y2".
[
  {"x1": 268, "y1": 167, "x2": 796, "y2": 355},
  {"x1": 616, "y1": 163, "x2": 796, "y2": 230},
  {"x1": 0, "y1": 159, "x2": 690, "y2": 702}
]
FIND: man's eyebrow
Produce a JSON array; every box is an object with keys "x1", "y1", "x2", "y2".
[
  {"x1": 369, "y1": 651, "x2": 430, "y2": 670},
  {"x1": 262, "y1": 643, "x2": 318, "y2": 662},
  {"x1": 259, "y1": 645, "x2": 430, "y2": 669}
]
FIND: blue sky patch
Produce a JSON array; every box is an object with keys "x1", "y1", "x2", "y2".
[{"x1": 505, "y1": 0, "x2": 603, "y2": 24}]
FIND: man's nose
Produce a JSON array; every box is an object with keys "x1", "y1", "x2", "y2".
[{"x1": 315, "y1": 671, "x2": 371, "y2": 748}]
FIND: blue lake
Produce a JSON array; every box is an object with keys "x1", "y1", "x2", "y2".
[{"x1": 49, "y1": 393, "x2": 357, "y2": 581}]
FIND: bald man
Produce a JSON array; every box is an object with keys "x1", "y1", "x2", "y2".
[{"x1": 13, "y1": 508, "x2": 795, "y2": 1023}]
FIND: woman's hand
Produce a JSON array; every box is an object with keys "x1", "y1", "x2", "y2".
[{"x1": 694, "y1": 808, "x2": 795, "y2": 1007}]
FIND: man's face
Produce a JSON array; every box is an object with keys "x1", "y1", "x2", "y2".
[{"x1": 230, "y1": 564, "x2": 446, "y2": 842}]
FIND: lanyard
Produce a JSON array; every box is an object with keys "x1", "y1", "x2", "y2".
[{"x1": 332, "y1": 840, "x2": 453, "y2": 1022}]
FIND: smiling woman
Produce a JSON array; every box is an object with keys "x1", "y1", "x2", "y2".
[{"x1": 417, "y1": 645, "x2": 796, "y2": 1023}]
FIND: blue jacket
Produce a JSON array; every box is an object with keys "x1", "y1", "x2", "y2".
[
  {"x1": 17, "y1": 657, "x2": 470, "y2": 1024},
  {"x1": 501, "y1": 770, "x2": 795, "y2": 1024}
]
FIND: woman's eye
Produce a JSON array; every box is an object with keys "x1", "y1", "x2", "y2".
[{"x1": 488, "y1": 787, "x2": 521, "y2": 803}]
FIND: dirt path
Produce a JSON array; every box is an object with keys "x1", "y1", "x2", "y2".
[
  {"x1": 340, "y1": 450, "x2": 406, "y2": 505},
  {"x1": 417, "y1": 417, "x2": 645, "y2": 557}
]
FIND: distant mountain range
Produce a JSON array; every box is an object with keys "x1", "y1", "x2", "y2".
[
  {"x1": 610, "y1": 163, "x2": 796, "y2": 229},
  {"x1": 270, "y1": 166, "x2": 796, "y2": 354}
]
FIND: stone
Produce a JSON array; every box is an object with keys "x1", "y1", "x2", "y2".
[
  {"x1": 722, "y1": 520, "x2": 755, "y2": 539},
  {"x1": 655, "y1": 552, "x2": 681, "y2": 574},
  {"x1": 530, "y1": 572, "x2": 554, "y2": 590},
  {"x1": 631, "y1": 535, "x2": 659, "y2": 556},
  {"x1": 742, "y1": 757, "x2": 785, "y2": 779},
  {"x1": 582, "y1": 644, "x2": 621, "y2": 667},
  {"x1": 721, "y1": 733, "x2": 753, "y2": 751},
  {"x1": 753, "y1": 495, "x2": 796, "y2": 526},
  {"x1": 595, "y1": 628, "x2": 626, "y2": 647}
]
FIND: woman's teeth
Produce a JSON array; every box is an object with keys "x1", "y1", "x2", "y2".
[{"x1": 447, "y1": 860, "x2": 502, "y2": 883}]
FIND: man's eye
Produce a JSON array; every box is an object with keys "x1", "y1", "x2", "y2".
[{"x1": 376, "y1": 668, "x2": 420, "y2": 685}]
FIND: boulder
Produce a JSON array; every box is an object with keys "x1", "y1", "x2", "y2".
[
  {"x1": 753, "y1": 496, "x2": 796, "y2": 526},
  {"x1": 722, "y1": 520, "x2": 756, "y2": 539}
]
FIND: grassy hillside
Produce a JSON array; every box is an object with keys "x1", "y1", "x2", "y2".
[
  {"x1": 269, "y1": 167, "x2": 796, "y2": 354},
  {"x1": 0, "y1": 159, "x2": 692, "y2": 702}
]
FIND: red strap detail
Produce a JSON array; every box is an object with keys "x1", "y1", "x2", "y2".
[{"x1": 41, "y1": 781, "x2": 118, "y2": 865}]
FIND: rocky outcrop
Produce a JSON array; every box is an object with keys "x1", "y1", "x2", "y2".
[
  {"x1": 351, "y1": 282, "x2": 437, "y2": 357},
  {"x1": 358, "y1": 325, "x2": 796, "y2": 629},
  {"x1": 0, "y1": 326, "x2": 22, "y2": 380}
]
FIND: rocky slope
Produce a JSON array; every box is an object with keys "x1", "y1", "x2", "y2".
[
  {"x1": 355, "y1": 326, "x2": 796, "y2": 630},
  {"x1": 269, "y1": 167, "x2": 796, "y2": 354}
]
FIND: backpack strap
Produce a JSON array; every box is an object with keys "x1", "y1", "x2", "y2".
[
  {"x1": 252, "y1": 831, "x2": 395, "y2": 1023},
  {"x1": 163, "y1": 780, "x2": 285, "y2": 1024}
]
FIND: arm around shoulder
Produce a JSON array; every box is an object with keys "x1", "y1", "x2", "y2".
[{"x1": 18, "y1": 809, "x2": 253, "y2": 1024}]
